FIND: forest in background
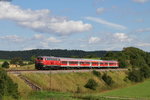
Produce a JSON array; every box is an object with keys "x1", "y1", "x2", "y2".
[{"x1": 0, "y1": 49, "x2": 116, "y2": 60}]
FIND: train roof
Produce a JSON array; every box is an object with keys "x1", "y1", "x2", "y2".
[{"x1": 37, "y1": 56, "x2": 118, "y2": 62}]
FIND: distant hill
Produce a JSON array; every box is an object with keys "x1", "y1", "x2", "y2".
[{"x1": 0, "y1": 49, "x2": 117, "y2": 60}]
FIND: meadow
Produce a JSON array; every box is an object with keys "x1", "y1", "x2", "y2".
[{"x1": 100, "y1": 79, "x2": 150, "y2": 99}]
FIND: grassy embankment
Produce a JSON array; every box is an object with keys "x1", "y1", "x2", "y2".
[
  {"x1": 9, "y1": 70, "x2": 130, "y2": 100},
  {"x1": 10, "y1": 70, "x2": 150, "y2": 100},
  {"x1": 22, "y1": 71, "x2": 130, "y2": 93}
]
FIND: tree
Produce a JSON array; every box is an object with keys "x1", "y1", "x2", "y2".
[
  {"x1": 0, "y1": 68, "x2": 19, "y2": 99},
  {"x1": 128, "y1": 69, "x2": 143, "y2": 82},
  {"x1": 140, "y1": 66, "x2": 150, "y2": 79},
  {"x1": 1, "y1": 61, "x2": 9, "y2": 68},
  {"x1": 10, "y1": 57, "x2": 24, "y2": 66}
]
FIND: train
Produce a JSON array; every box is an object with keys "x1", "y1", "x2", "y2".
[{"x1": 35, "y1": 56, "x2": 119, "y2": 70}]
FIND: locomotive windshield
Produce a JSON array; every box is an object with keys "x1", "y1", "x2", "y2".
[
  {"x1": 46, "y1": 58, "x2": 59, "y2": 61},
  {"x1": 37, "y1": 57, "x2": 43, "y2": 60}
]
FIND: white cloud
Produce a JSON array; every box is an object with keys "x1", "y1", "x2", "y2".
[
  {"x1": 0, "y1": 35, "x2": 24, "y2": 42},
  {"x1": 0, "y1": 2, "x2": 92, "y2": 35},
  {"x1": 89, "y1": 37, "x2": 101, "y2": 44},
  {"x1": 137, "y1": 43, "x2": 150, "y2": 46},
  {"x1": 23, "y1": 47, "x2": 36, "y2": 50},
  {"x1": 47, "y1": 37, "x2": 61, "y2": 43},
  {"x1": 133, "y1": 0, "x2": 149, "y2": 3},
  {"x1": 86, "y1": 17, "x2": 127, "y2": 30},
  {"x1": 135, "y1": 28, "x2": 150, "y2": 32},
  {"x1": 96, "y1": 8, "x2": 105, "y2": 14},
  {"x1": 33, "y1": 34, "x2": 44, "y2": 39},
  {"x1": 113, "y1": 33, "x2": 132, "y2": 42}
]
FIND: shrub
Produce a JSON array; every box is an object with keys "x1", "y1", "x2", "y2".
[
  {"x1": 128, "y1": 69, "x2": 143, "y2": 82},
  {"x1": 0, "y1": 68, "x2": 19, "y2": 99},
  {"x1": 1, "y1": 61, "x2": 9, "y2": 68},
  {"x1": 92, "y1": 70, "x2": 101, "y2": 77},
  {"x1": 102, "y1": 73, "x2": 114, "y2": 86},
  {"x1": 140, "y1": 66, "x2": 150, "y2": 78},
  {"x1": 84, "y1": 79, "x2": 98, "y2": 90}
]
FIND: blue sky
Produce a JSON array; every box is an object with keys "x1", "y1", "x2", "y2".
[{"x1": 0, "y1": 0, "x2": 150, "y2": 51}]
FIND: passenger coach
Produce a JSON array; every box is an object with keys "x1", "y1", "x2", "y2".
[{"x1": 35, "y1": 56, "x2": 119, "y2": 69}]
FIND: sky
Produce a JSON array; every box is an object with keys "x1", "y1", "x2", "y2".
[{"x1": 0, "y1": 0, "x2": 150, "y2": 51}]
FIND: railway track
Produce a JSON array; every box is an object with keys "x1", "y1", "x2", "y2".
[{"x1": 7, "y1": 68, "x2": 128, "y2": 74}]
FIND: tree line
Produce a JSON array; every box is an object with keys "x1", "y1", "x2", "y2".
[{"x1": 0, "y1": 49, "x2": 111, "y2": 60}]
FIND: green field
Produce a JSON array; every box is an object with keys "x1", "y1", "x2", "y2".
[
  {"x1": 100, "y1": 79, "x2": 150, "y2": 99},
  {"x1": 80, "y1": 79, "x2": 150, "y2": 100}
]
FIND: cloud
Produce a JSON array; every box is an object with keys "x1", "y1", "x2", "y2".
[
  {"x1": 33, "y1": 34, "x2": 44, "y2": 39},
  {"x1": 0, "y1": 0, "x2": 12, "y2": 2},
  {"x1": 132, "y1": 0, "x2": 149, "y2": 3},
  {"x1": 137, "y1": 43, "x2": 150, "y2": 46},
  {"x1": 113, "y1": 33, "x2": 132, "y2": 42},
  {"x1": 0, "y1": 35, "x2": 24, "y2": 42},
  {"x1": 135, "y1": 28, "x2": 150, "y2": 32},
  {"x1": 96, "y1": 8, "x2": 105, "y2": 14},
  {"x1": 86, "y1": 17, "x2": 127, "y2": 30},
  {"x1": 47, "y1": 37, "x2": 61, "y2": 43},
  {"x1": 0, "y1": 2, "x2": 92, "y2": 35},
  {"x1": 88, "y1": 37, "x2": 101, "y2": 44}
]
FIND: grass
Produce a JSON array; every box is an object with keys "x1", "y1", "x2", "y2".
[
  {"x1": 99, "y1": 79, "x2": 150, "y2": 99},
  {"x1": 8, "y1": 73, "x2": 33, "y2": 97},
  {"x1": 26, "y1": 91, "x2": 81, "y2": 100},
  {"x1": 8, "y1": 64, "x2": 35, "y2": 70},
  {"x1": 22, "y1": 71, "x2": 129, "y2": 93}
]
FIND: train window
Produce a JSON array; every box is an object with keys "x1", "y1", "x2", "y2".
[
  {"x1": 62, "y1": 61, "x2": 67, "y2": 64},
  {"x1": 37, "y1": 58, "x2": 43, "y2": 60},
  {"x1": 46, "y1": 58, "x2": 58, "y2": 61},
  {"x1": 92, "y1": 62, "x2": 98, "y2": 64},
  {"x1": 100, "y1": 63, "x2": 104, "y2": 64},
  {"x1": 80, "y1": 62, "x2": 84, "y2": 64},
  {"x1": 69, "y1": 61, "x2": 78, "y2": 64}
]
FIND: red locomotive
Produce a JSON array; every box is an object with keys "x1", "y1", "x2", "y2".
[{"x1": 35, "y1": 56, "x2": 119, "y2": 69}]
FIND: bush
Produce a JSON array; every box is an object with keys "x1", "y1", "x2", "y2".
[
  {"x1": 0, "y1": 68, "x2": 19, "y2": 99},
  {"x1": 128, "y1": 69, "x2": 143, "y2": 82},
  {"x1": 1, "y1": 61, "x2": 9, "y2": 68},
  {"x1": 92, "y1": 70, "x2": 101, "y2": 77},
  {"x1": 140, "y1": 66, "x2": 150, "y2": 78},
  {"x1": 102, "y1": 73, "x2": 114, "y2": 86},
  {"x1": 84, "y1": 79, "x2": 98, "y2": 90}
]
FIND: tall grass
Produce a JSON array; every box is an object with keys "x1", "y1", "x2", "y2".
[
  {"x1": 22, "y1": 71, "x2": 129, "y2": 93},
  {"x1": 8, "y1": 73, "x2": 33, "y2": 97}
]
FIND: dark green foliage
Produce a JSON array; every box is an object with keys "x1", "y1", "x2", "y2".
[
  {"x1": 84, "y1": 79, "x2": 98, "y2": 90},
  {"x1": 92, "y1": 70, "x2": 101, "y2": 77},
  {"x1": 102, "y1": 73, "x2": 114, "y2": 86},
  {"x1": 128, "y1": 69, "x2": 144, "y2": 82},
  {"x1": 118, "y1": 58, "x2": 128, "y2": 68},
  {"x1": 1, "y1": 61, "x2": 9, "y2": 68},
  {"x1": 0, "y1": 49, "x2": 108, "y2": 60},
  {"x1": 0, "y1": 68, "x2": 19, "y2": 99},
  {"x1": 140, "y1": 66, "x2": 150, "y2": 79},
  {"x1": 28, "y1": 55, "x2": 36, "y2": 64},
  {"x1": 10, "y1": 57, "x2": 24, "y2": 66},
  {"x1": 84, "y1": 54, "x2": 98, "y2": 58},
  {"x1": 104, "y1": 47, "x2": 150, "y2": 68}
]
